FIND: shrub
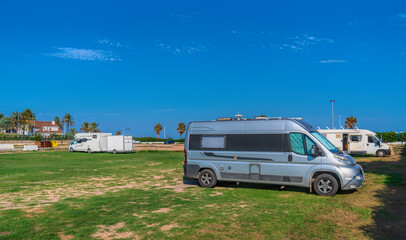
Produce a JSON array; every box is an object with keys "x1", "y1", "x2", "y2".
[
  {"x1": 133, "y1": 137, "x2": 184, "y2": 142},
  {"x1": 400, "y1": 132, "x2": 406, "y2": 142},
  {"x1": 29, "y1": 134, "x2": 42, "y2": 141},
  {"x1": 376, "y1": 131, "x2": 398, "y2": 142}
]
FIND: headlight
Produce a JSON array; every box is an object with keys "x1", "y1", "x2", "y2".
[{"x1": 334, "y1": 154, "x2": 352, "y2": 164}]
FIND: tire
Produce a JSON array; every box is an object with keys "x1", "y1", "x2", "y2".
[
  {"x1": 377, "y1": 150, "x2": 385, "y2": 157},
  {"x1": 313, "y1": 174, "x2": 339, "y2": 196},
  {"x1": 198, "y1": 169, "x2": 217, "y2": 188},
  {"x1": 69, "y1": 148, "x2": 74, "y2": 152},
  {"x1": 87, "y1": 148, "x2": 91, "y2": 154},
  {"x1": 113, "y1": 149, "x2": 117, "y2": 154}
]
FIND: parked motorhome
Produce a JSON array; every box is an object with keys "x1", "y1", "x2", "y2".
[
  {"x1": 318, "y1": 129, "x2": 391, "y2": 157},
  {"x1": 183, "y1": 117, "x2": 364, "y2": 196},
  {"x1": 107, "y1": 135, "x2": 133, "y2": 154},
  {"x1": 69, "y1": 133, "x2": 112, "y2": 153}
]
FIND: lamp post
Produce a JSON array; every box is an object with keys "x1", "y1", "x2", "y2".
[{"x1": 330, "y1": 100, "x2": 335, "y2": 129}]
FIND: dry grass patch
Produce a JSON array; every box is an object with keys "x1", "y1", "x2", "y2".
[
  {"x1": 160, "y1": 223, "x2": 178, "y2": 231},
  {"x1": 92, "y1": 222, "x2": 136, "y2": 240}
]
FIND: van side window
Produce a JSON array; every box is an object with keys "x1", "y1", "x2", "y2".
[
  {"x1": 201, "y1": 136, "x2": 225, "y2": 149},
  {"x1": 93, "y1": 135, "x2": 97, "y2": 139},
  {"x1": 290, "y1": 133, "x2": 305, "y2": 155},
  {"x1": 351, "y1": 135, "x2": 362, "y2": 142},
  {"x1": 368, "y1": 136, "x2": 374, "y2": 143},
  {"x1": 304, "y1": 135, "x2": 316, "y2": 155}
]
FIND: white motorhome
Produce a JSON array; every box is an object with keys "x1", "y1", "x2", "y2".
[
  {"x1": 107, "y1": 135, "x2": 133, "y2": 154},
  {"x1": 318, "y1": 129, "x2": 391, "y2": 157},
  {"x1": 69, "y1": 133, "x2": 112, "y2": 153}
]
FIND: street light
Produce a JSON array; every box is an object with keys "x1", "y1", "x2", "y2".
[{"x1": 330, "y1": 100, "x2": 335, "y2": 129}]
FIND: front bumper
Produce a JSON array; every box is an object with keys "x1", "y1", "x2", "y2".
[
  {"x1": 341, "y1": 165, "x2": 365, "y2": 190},
  {"x1": 384, "y1": 149, "x2": 392, "y2": 156}
]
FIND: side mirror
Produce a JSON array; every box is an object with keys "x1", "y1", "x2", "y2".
[{"x1": 311, "y1": 145, "x2": 318, "y2": 157}]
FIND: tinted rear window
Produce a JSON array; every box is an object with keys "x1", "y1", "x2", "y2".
[{"x1": 189, "y1": 134, "x2": 289, "y2": 152}]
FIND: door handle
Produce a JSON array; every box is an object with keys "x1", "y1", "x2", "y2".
[{"x1": 288, "y1": 155, "x2": 293, "y2": 162}]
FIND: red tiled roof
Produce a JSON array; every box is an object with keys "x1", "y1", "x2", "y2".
[{"x1": 32, "y1": 121, "x2": 63, "y2": 134}]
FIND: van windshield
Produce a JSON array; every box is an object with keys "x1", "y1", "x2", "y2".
[{"x1": 310, "y1": 131, "x2": 338, "y2": 153}]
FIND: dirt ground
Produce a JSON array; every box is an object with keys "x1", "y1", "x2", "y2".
[{"x1": 358, "y1": 145, "x2": 406, "y2": 239}]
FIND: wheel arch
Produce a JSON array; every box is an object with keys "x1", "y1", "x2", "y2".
[{"x1": 310, "y1": 170, "x2": 342, "y2": 192}]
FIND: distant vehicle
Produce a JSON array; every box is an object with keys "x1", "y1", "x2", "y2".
[
  {"x1": 70, "y1": 133, "x2": 112, "y2": 153},
  {"x1": 183, "y1": 117, "x2": 364, "y2": 196},
  {"x1": 70, "y1": 133, "x2": 133, "y2": 154},
  {"x1": 318, "y1": 129, "x2": 391, "y2": 157},
  {"x1": 164, "y1": 139, "x2": 175, "y2": 144},
  {"x1": 107, "y1": 135, "x2": 133, "y2": 154},
  {"x1": 133, "y1": 140, "x2": 141, "y2": 144}
]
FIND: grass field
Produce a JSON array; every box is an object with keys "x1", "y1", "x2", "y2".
[{"x1": 0, "y1": 146, "x2": 405, "y2": 239}]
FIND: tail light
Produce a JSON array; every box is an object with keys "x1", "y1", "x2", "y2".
[{"x1": 184, "y1": 149, "x2": 187, "y2": 165}]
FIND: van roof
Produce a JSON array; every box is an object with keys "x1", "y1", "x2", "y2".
[{"x1": 188, "y1": 118, "x2": 317, "y2": 133}]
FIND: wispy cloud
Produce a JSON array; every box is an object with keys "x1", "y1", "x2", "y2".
[
  {"x1": 398, "y1": 13, "x2": 406, "y2": 19},
  {"x1": 320, "y1": 59, "x2": 346, "y2": 63},
  {"x1": 278, "y1": 34, "x2": 334, "y2": 52},
  {"x1": 155, "y1": 42, "x2": 206, "y2": 54},
  {"x1": 48, "y1": 48, "x2": 121, "y2": 61},
  {"x1": 96, "y1": 39, "x2": 122, "y2": 47},
  {"x1": 154, "y1": 109, "x2": 176, "y2": 112}
]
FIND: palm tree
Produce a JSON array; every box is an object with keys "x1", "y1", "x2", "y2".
[
  {"x1": 53, "y1": 117, "x2": 63, "y2": 131},
  {"x1": 0, "y1": 113, "x2": 3, "y2": 119},
  {"x1": 115, "y1": 131, "x2": 121, "y2": 135},
  {"x1": 21, "y1": 108, "x2": 35, "y2": 135},
  {"x1": 89, "y1": 122, "x2": 100, "y2": 133},
  {"x1": 11, "y1": 112, "x2": 21, "y2": 134},
  {"x1": 62, "y1": 113, "x2": 74, "y2": 134},
  {"x1": 345, "y1": 116, "x2": 357, "y2": 129},
  {"x1": 177, "y1": 122, "x2": 186, "y2": 138},
  {"x1": 69, "y1": 128, "x2": 78, "y2": 135},
  {"x1": 154, "y1": 123, "x2": 163, "y2": 139},
  {"x1": 80, "y1": 122, "x2": 90, "y2": 133}
]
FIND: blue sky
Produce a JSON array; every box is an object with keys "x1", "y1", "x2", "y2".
[{"x1": 0, "y1": 0, "x2": 405, "y2": 137}]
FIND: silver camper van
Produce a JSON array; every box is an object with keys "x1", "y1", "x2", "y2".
[{"x1": 183, "y1": 117, "x2": 364, "y2": 196}]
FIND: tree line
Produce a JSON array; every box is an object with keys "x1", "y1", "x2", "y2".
[{"x1": 0, "y1": 109, "x2": 100, "y2": 135}]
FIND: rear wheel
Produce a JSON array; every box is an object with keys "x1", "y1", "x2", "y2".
[
  {"x1": 313, "y1": 174, "x2": 339, "y2": 196},
  {"x1": 377, "y1": 150, "x2": 385, "y2": 157},
  {"x1": 198, "y1": 169, "x2": 217, "y2": 188},
  {"x1": 69, "y1": 148, "x2": 74, "y2": 152},
  {"x1": 87, "y1": 148, "x2": 91, "y2": 154},
  {"x1": 113, "y1": 149, "x2": 117, "y2": 154}
]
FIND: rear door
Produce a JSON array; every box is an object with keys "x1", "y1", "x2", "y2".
[
  {"x1": 348, "y1": 134, "x2": 364, "y2": 153},
  {"x1": 287, "y1": 133, "x2": 323, "y2": 184}
]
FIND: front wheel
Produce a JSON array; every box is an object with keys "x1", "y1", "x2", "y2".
[
  {"x1": 87, "y1": 148, "x2": 91, "y2": 154},
  {"x1": 69, "y1": 148, "x2": 74, "y2": 152},
  {"x1": 198, "y1": 169, "x2": 217, "y2": 188},
  {"x1": 376, "y1": 150, "x2": 385, "y2": 157},
  {"x1": 313, "y1": 174, "x2": 339, "y2": 196},
  {"x1": 113, "y1": 149, "x2": 117, "y2": 154}
]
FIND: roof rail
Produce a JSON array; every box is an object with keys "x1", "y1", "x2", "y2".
[{"x1": 217, "y1": 117, "x2": 234, "y2": 121}]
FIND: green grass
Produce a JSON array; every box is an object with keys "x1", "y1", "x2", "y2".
[{"x1": 0, "y1": 150, "x2": 403, "y2": 239}]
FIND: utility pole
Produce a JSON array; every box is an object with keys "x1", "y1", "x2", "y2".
[
  {"x1": 330, "y1": 100, "x2": 335, "y2": 129},
  {"x1": 339, "y1": 115, "x2": 341, "y2": 128},
  {"x1": 163, "y1": 126, "x2": 166, "y2": 139}
]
